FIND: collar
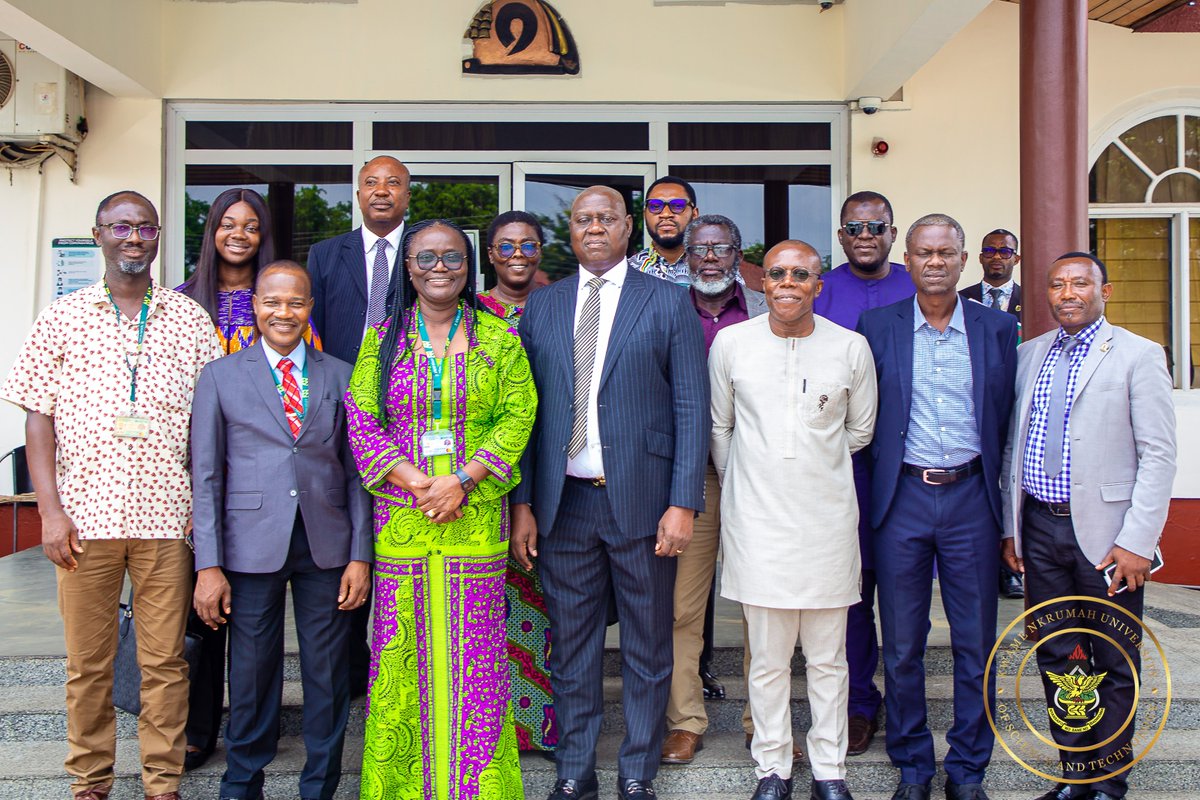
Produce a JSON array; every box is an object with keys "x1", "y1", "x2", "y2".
[
  {"x1": 577, "y1": 259, "x2": 629, "y2": 289},
  {"x1": 362, "y1": 223, "x2": 405, "y2": 256},
  {"x1": 981, "y1": 279, "x2": 1015, "y2": 294},
  {"x1": 913, "y1": 293, "x2": 966, "y2": 334},
  {"x1": 90, "y1": 279, "x2": 168, "y2": 314},
  {"x1": 1055, "y1": 316, "x2": 1105, "y2": 348},
  {"x1": 690, "y1": 282, "x2": 746, "y2": 313},
  {"x1": 262, "y1": 338, "x2": 307, "y2": 373}
]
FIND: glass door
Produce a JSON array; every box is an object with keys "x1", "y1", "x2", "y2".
[{"x1": 514, "y1": 162, "x2": 656, "y2": 281}]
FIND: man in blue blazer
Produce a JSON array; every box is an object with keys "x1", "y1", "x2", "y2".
[
  {"x1": 511, "y1": 186, "x2": 710, "y2": 800},
  {"x1": 857, "y1": 214, "x2": 1017, "y2": 800},
  {"x1": 307, "y1": 154, "x2": 409, "y2": 693},
  {"x1": 191, "y1": 261, "x2": 373, "y2": 800}
]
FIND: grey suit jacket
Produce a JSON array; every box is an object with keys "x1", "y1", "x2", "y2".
[
  {"x1": 744, "y1": 286, "x2": 768, "y2": 318},
  {"x1": 1000, "y1": 319, "x2": 1176, "y2": 563},
  {"x1": 191, "y1": 341, "x2": 373, "y2": 573}
]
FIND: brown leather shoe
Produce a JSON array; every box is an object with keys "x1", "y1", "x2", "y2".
[
  {"x1": 744, "y1": 732, "x2": 805, "y2": 761},
  {"x1": 73, "y1": 787, "x2": 111, "y2": 800},
  {"x1": 145, "y1": 793, "x2": 181, "y2": 800},
  {"x1": 847, "y1": 713, "x2": 877, "y2": 756},
  {"x1": 661, "y1": 729, "x2": 704, "y2": 764}
]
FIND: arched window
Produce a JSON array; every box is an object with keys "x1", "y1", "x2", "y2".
[{"x1": 1090, "y1": 111, "x2": 1200, "y2": 389}]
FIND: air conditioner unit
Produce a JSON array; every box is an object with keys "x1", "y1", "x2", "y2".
[{"x1": 0, "y1": 39, "x2": 85, "y2": 143}]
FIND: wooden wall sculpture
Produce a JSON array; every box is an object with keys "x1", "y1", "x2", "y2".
[{"x1": 463, "y1": 0, "x2": 580, "y2": 75}]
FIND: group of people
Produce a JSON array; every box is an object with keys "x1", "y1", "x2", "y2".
[{"x1": 0, "y1": 155, "x2": 1176, "y2": 800}]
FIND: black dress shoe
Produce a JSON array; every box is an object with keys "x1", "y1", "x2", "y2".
[
  {"x1": 1084, "y1": 792, "x2": 1121, "y2": 800},
  {"x1": 890, "y1": 784, "x2": 930, "y2": 800},
  {"x1": 810, "y1": 778, "x2": 853, "y2": 800},
  {"x1": 617, "y1": 778, "x2": 657, "y2": 799},
  {"x1": 751, "y1": 774, "x2": 793, "y2": 800},
  {"x1": 183, "y1": 746, "x2": 213, "y2": 772},
  {"x1": 546, "y1": 777, "x2": 599, "y2": 800},
  {"x1": 946, "y1": 783, "x2": 990, "y2": 800},
  {"x1": 1000, "y1": 571, "x2": 1024, "y2": 599},
  {"x1": 1031, "y1": 784, "x2": 1091, "y2": 800},
  {"x1": 700, "y1": 667, "x2": 726, "y2": 699}
]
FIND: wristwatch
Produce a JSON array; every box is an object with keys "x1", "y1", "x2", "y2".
[{"x1": 454, "y1": 468, "x2": 477, "y2": 493}]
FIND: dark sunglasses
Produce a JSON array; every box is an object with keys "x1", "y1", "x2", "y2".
[
  {"x1": 98, "y1": 223, "x2": 161, "y2": 241},
  {"x1": 841, "y1": 220, "x2": 889, "y2": 237},
  {"x1": 492, "y1": 241, "x2": 541, "y2": 259},
  {"x1": 981, "y1": 246, "x2": 1017, "y2": 259},
  {"x1": 645, "y1": 198, "x2": 691, "y2": 215},
  {"x1": 409, "y1": 250, "x2": 466, "y2": 271},
  {"x1": 765, "y1": 267, "x2": 817, "y2": 283}
]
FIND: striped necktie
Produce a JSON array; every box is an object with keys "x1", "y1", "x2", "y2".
[
  {"x1": 367, "y1": 239, "x2": 390, "y2": 328},
  {"x1": 568, "y1": 277, "x2": 606, "y2": 459},
  {"x1": 278, "y1": 358, "x2": 303, "y2": 439}
]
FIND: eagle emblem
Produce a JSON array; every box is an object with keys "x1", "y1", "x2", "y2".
[{"x1": 1046, "y1": 665, "x2": 1108, "y2": 733}]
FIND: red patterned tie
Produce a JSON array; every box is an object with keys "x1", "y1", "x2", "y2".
[{"x1": 278, "y1": 358, "x2": 303, "y2": 438}]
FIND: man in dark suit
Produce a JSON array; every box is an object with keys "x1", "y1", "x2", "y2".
[
  {"x1": 307, "y1": 154, "x2": 409, "y2": 693},
  {"x1": 857, "y1": 214, "x2": 1018, "y2": 800},
  {"x1": 959, "y1": 229, "x2": 1025, "y2": 600},
  {"x1": 510, "y1": 186, "x2": 710, "y2": 800},
  {"x1": 191, "y1": 261, "x2": 373, "y2": 800}
]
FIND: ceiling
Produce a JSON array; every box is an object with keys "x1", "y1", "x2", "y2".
[{"x1": 1000, "y1": 0, "x2": 1192, "y2": 29}]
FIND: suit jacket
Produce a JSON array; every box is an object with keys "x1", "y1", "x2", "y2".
[
  {"x1": 309, "y1": 226, "x2": 403, "y2": 365},
  {"x1": 744, "y1": 286, "x2": 768, "y2": 318},
  {"x1": 961, "y1": 281, "x2": 1023, "y2": 321},
  {"x1": 1000, "y1": 320, "x2": 1176, "y2": 563},
  {"x1": 857, "y1": 296, "x2": 1018, "y2": 530},
  {"x1": 191, "y1": 341, "x2": 373, "y2": 573},
  {"x1": 513, "y1": 266, "x2": 711, "y2": 539}
]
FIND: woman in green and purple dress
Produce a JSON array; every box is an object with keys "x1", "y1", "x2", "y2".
[
  {"x1": 346, "y1": 219, "x2": 536, "y2": 800},
  {"x1": 479, "y1": 211, "x2": 559, "y2": 755}
]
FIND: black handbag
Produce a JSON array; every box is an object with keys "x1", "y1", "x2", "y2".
[{"x1": 112, "y1": 588, "x2": 203, "y2": 715}]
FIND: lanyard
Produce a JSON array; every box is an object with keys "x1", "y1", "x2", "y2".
[
  {"x1": 415, "y1": 302, "x2": 463, "y2": 421},
  {"x1": 105, "y1": 282, "x2": 153, "y2": 406}
]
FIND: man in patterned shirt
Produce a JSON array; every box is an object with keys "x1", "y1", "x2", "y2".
[
  {"x1": 628, "y1": 176, "x2": 700, "y2": 285},
  {"x1": 1000, "y1": 253, "x2": 1175, "y2": 800},
  {"x1": 1, "y1": 191, "x2": 221, "y2": 800}
]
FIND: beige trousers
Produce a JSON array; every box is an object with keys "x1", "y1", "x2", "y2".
[
  {"x1": 57, "y1": 538, "x2": 192, "y2": 796},
  {"x1": 665, "y1": 464, "x2": 722, "y2": 734},
  {"x1": 744, "y1": 604, "x2": 849, "y2": 781}
]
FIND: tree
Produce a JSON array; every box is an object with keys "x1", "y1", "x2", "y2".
[{"x1": 183, "y1": 194, "x2": 212, "y2": 278}]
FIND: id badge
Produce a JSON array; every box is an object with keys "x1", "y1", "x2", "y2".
[
  {"x1": 420, "y1": 429, "x2": 455, "y2": 457},
  {"x1": 114, "y1": 415, "x2": 151, "y2": 439}
]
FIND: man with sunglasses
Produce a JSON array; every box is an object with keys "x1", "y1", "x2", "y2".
[
  {"x1": 712, "y1": 240, "x2": 877, "y2": 800},
  {"x1": 2, "y1": 191, "x2": 222, "y2": 800},
  {"x1": 812, "y1": 191, "x2": 915, "y2": 758},
  {"x1": 629, "y1": 176, "x2": 701, "y2": 286},
  {"x1": 661, "y1": 215, "x2": 769, "y2": 767},
  {"x1": 960, "y1": 229, "x2": 1023, "y2": 325}
]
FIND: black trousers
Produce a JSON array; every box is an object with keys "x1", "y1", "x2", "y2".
[
  {"x1": 184, "y1": 607, "x2": 227, "y2": 754},
  {"x1": 1022, "y1": 500, "x2": 1144, "y2": 798}
]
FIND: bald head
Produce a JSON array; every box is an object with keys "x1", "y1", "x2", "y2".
[
  {"x1": 357, "y1": 155, "x2": 411, "y2": 236},
  {"x1": 764, "y1": 239, "x2": 821, "y2": 270},
  {"x1": 572, "y1": 185, "x2": 627, "y2": 216},
  {"x1": 569, "y1": 186, "x2": 633, "y2": 274},
  {"x1": 255, "y1": 259, "x2": 311, "y2": 296}
]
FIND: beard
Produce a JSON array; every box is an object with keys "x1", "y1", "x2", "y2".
[
  {"x1": 851, "y1": 257, "x2": 886, "y2": 273},
  {"x1": 118, "y1": 259, "x2": 150, "y2": 275},
  {"x1": 650, "y1": 229, "x2": 685, "y2": 251},
  {"x1": 692, "y1": 271, "x2": 736, "y2": 297}
]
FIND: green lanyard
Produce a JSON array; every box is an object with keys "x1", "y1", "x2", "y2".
[
  {"x1": 415, "y1": 302, "x2": 463, "y2": 421},
  {"x1": 105, "y1": 282, "x2": 153, "y2": 406}
]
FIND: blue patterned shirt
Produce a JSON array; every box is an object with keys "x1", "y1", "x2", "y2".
[
  {"x1": 904, "y1": 296, "x2": 980, "y2": 468},
  {"x1": 1021, "y1": 317, "x2": 1105, "y2": 503}
]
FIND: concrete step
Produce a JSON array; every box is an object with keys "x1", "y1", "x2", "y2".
[{"x1": 1, "y1": 731, "x2": 1197, "y2": 799}]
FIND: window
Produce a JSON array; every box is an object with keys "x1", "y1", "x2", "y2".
[{"x1": 1090, "y1": 110, "x2": 1200, "y2": 388}]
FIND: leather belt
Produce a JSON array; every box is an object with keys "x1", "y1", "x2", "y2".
[
  {"x1": 566, "y1": 475, "x2": 606, "y2": 488},
  {"x1": 1025, "y1": 494, "x2": 1071, "y2": 517},
  {"x1": 901, "y1": 456, "x2": 982, "y2": 486}
]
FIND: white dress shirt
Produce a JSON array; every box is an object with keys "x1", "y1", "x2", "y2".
[
  {"x1": 360, "y1": 223, "x2": 404, "y2": 335},
  {"x1": 565, "y1": 259, "x2": 628, "y2": 479}
]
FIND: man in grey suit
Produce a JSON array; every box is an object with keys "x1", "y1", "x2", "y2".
[
  {"x1": 191, "y1": 261, "x2": 373, "y2": 800},
  {"x1": 1000, "y1": 252, "x2": 1177, "y2": 800},
  {"x1": 511, "y1": 186, "x2": 710, "y2": 800}
]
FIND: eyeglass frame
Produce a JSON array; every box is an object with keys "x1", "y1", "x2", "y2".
[
  {"x1": 840, "y1": 220, "x2": 890, "y2": 237},
  {"x1": 981, "y1": 246, "x2": 1017, "y2": 259},
  {"x1": 685, "y1": 244, "x2": 738, "y2": 259},
  {"x1": 96, "y1": 223, "x2": 162, "y2": 241},
  {"x1": 491, "y1": 241, "x2": 542, "y2": 259},
  {"x1": 407, "y1": 250, "x2": 467, "y2": 271},
  {"x1": 645, "y1": 198, "x2": 692, "y2": 215},
  {"x1": 764, "y1": 267, "x2": 819, "y2": 283}
]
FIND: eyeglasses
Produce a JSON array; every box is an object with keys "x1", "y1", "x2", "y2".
[
  {"x1": 645, "y1": 198, "x2": 691, "y2": 215},
  {"x1": 841, "y1": 220, "x2": 890, "y2": 237},
  {"x1": 409, "y1": 250, "x2": 466, "y2": 270},
  {"x1": 981, "y1": 246, "x2": 1017, "y2": 259},
  {"x1": 492, "y1": 241, "x2": 541, "y2": 259},
  {"x1": 765, "y1": 267, "x2": 818, "y2": 283},
  {"x1": 98, "y1": 223, "x2": 161, "y2": 241},
  {"x1": 686, "y1": 244, "x2": 736, "y2": 258}
]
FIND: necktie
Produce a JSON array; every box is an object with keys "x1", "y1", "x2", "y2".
[
  {"x1": 366, "y1": 239, "x2": 390, "y2": 328},
  {"x1": 279, "y1": 358, "x2": 304, "y2": 439},
  {"x1": 568, "y1": 277, "x2": 606, "y2": 459},
  {"x1": 989, "y1": 287, "x2": 1004, "y2": 311},
  {"x1": 1043, "y1": 336, "x2": 1079, "y2": 479}
]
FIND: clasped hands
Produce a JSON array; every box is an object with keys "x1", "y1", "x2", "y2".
[{"x1": 386, "y1": 461, "x2": 464, "y2": 525}]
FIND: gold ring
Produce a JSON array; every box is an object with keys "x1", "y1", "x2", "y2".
[{"x1": 427, "y1": 510, "x2": 435, "y2": 518}]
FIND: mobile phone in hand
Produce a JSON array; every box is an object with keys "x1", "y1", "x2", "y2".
[{"x1": 1102, "y1": 547, "x2": 1164, "y2": 594}]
